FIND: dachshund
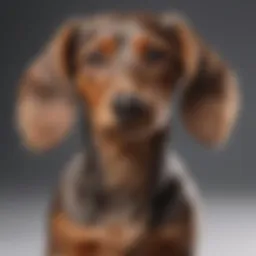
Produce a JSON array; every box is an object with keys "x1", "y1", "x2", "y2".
[{"x1": 15, "y1": 11, "x2": 240, "y2": 256}]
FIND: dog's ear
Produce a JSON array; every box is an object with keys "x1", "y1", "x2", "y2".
[
  {"x1": 15, "y1": 20, "x2": 80, "y2": 152},
  {"x1": 161, "y1": 13, "x2": 240, "y2": 147}
]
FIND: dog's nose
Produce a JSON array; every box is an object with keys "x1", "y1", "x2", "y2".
[{"x1": 113, "y1": 94, "x2": 148, "y2": 123}]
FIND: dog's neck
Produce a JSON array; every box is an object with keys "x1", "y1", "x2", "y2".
[
  {"x1": 89, "y1": 128, "x2": 169, "y2": 210},
  {"x1": 97, "y1": 131, "x2": 166, "y2": 193},
  {"x1": 62, "y1": 126, "x2": 172, "y2": 225}
]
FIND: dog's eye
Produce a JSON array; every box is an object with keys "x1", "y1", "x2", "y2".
[
  {"x1": 85, "y1": 51, "x2": 108, "y2": 66},
  {"x1": 144, "y1": 47, "x2": 166, "y2": 63}
]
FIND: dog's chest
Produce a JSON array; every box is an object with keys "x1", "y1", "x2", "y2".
[
  {"x1": 55, "y1": 185, "x2": 183, "y2": 256},
  {"x1": 53, "y1": 152, "x2": 193, "y2": 255},
  {"x1": 52, "y1": 202, "x2": 188, "y2": 256},
  {"x1": 52, "y1": 212, "x2": 146, "y2": 256}
]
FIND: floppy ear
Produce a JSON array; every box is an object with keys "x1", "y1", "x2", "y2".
[
  {"x1": 161, "y1": 13, "x2": 240, "y2": 147},
  {"x1": 15, "y1": 20, "x2": 80, "y2": 152}
]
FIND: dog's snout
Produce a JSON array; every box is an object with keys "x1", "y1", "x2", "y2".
[{"x1": 113, "y1": 94, "x2": 148, "y2": 123}]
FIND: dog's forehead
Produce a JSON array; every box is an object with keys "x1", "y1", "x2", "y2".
[{"x1": 79, "y1": 13, "x2": 163, "y2": 39}]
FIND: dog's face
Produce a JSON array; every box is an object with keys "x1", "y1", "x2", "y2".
[
  {"x1": 74, "y1": 15, "x2": 183, "y2": 138},
  {"x1": 15, "y1": 12, "x2": 240, "y2": 151}
]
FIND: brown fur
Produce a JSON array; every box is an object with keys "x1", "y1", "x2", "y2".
[
  {"x1": 50, "y1": 202, "x2": 193, "y2": 256},
  {"x1": 15, "y1": 11, "x2": 240, "y2": 256}
]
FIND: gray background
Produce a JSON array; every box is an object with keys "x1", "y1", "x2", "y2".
[{"x1": 0, "y1": 0, "x2": 255, "y2": 255}]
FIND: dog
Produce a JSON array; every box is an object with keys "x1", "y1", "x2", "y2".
[{"x1": 15, "y1": 11, "x2": 240, "y2": 256}]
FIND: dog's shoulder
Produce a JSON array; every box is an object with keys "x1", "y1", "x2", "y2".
[
  {"x1": 164, "y1": 150, "x2": 200, "y2": 202},
  {"x1": 164, "y1": 150, "x2": 203, "y2": 247},
  {"x1": 61, "y1": 152, "x2": 86, "y2": 185},
  {"x1": 57, "y1": 152, "x2": 89, "y2": 220},
  {"x1": 48, "y1": 152, "x2": 86, "y2": 213},
  {"x1": 151, "y1": 150, "x2": 201, "y2": 226}
]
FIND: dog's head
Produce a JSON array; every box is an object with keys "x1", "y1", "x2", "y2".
[{"x1": 15, "y1": 12, "x2": 240, "y2": 151}]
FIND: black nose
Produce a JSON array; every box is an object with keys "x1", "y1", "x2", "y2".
[{"x1": 113, "y1": 94, "x2": 148, "y2": 123}]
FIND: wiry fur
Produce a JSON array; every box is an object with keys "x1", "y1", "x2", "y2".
[{"x1": 15, "y1": 11, "x2": 240, "y2": 256}]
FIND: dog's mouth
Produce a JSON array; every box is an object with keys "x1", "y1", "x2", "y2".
[
  {"x1": 118, "y1": 116, "x2": 151, "y2": 128},
  {"x1": 103, "y1": 117, "x2": 158, "y2": 141}
]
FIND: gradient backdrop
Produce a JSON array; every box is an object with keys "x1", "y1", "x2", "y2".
[{"x1": 0, "y1": 0, "x2": 255, "y2": 255}]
